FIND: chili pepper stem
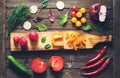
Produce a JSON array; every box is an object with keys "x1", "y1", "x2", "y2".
[{"x1": 38, "y1": 8, "x2": 42, "y2": 13}]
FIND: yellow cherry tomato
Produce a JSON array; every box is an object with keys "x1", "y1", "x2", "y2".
[
  {"x1": 81, "y1": 17, "x2": 87, "y2": 24},
  {"x1": 80, "y1": 8, "x2": 86, "y2": 14},
  {"x1": 76, "y1": 12, "x2": 82, "y2": 18},
  {"x1": 75, "y1": 21, "x2": 81, "y2": 27},
  {"x1": 71, "y1": 17, "x2": 77, "y2": 23}
]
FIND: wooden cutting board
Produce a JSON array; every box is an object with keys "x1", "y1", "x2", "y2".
[{"x1": 10, "y1": 31, "x2": 112, "y2": 51}]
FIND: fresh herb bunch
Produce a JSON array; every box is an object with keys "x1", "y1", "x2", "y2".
[{"x1": 6, "y1": 4, "x2": 30, "y2": 37}]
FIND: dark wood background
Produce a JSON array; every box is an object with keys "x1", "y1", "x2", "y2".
[{"x1": 0, "y1": 0, "x2": 119, "y2": 78}]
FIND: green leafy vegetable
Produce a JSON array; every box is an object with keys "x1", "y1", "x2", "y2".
[
  {"x1": 39, "y1": 0, "x2": 49, "y2": 12},
  {"x1": 59, "y1": 13, "x2": 68, "y2": 26},
  {"x1": 82, "y1": 24, "x2": 92, "y2": 31},
  {"x1": 59, "y1": 9, "x2": 71, "y2": 26},
  {"x1": 41, "y1": 37, "x2": 46, "y2": 43},
  {"x1": 7, "y1": 4, "x2": 30, "y2": 37},
  {"x1": 37, "y1": 24, "x2": 48, "y2": 31},
  {"x1": 45, "y1": 44, "x2": 51, "y2": 49},
  {"x1": 41, "y1": 0, "x2": 48, "y2": 9}
]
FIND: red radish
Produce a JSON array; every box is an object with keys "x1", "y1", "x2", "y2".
[
  {"x1": 28, "y1": 32, "x2": 38, "y2": 41},
  {"x1": 13, "y1": 36, "x2": 21, "y2": 43},
  {"x1": 89, "y1": 3, "x2": 101, "y2": 20},
  {"x1": 49, "y1": 56, "x2": 64, "y2": 72},
  {"x1": 72, "y1": 6, "x2": 78, "y2": 12},
  {"x1": 20, "y1": 38, "x2": 28, "y2": 47},
  {"x1": 31, "y1": 58, "x2": 47, "y2": 74}
]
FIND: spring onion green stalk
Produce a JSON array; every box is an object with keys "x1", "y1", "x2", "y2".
[{"x1": 6, "y1": 4, "x2": 30, "y2": 37}]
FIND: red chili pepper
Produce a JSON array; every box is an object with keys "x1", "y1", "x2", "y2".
[
  {"x1": 81, "y1": 56, "x2": 106, "y2": 70},
  {"x1": 81, "y1": 58, "x2": 110, "y2": 76},
  {"x1": 85, "y1": 46, "x2": 107, "y2": 66}
]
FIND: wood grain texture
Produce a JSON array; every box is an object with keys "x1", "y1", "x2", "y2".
[
  {"x1": 113, "y1": 0, "x2": 120, "y2": 78},
  {"x1": 10, "y1": 31, "x2": 112, "y2": 51},
  {"x1": 0, "y1": 0, "x2": 5, "y2": 78},
  {"x1": 3, "y1": 0, "x2": 114, "y2": 78}
]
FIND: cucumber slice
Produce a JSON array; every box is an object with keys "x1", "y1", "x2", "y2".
[
  {"x1": 30, "y1": 5, "x2": 38, "y2": 14},
  {"x1": 23, "y1": 21, "x2": 32, "y2": 30},
  {"x1": 56, "y1": 1, "x2": 65, "y2": 10}
]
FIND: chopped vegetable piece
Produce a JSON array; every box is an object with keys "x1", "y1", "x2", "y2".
[
  {"x1": 23, "y1": 21, "x2": 32, "y2": 30},
  {"x1": 29, "y1": 5, "x2": 38, "y2": 14},
  {"x1": 8, "y1": 55, "x2": 32, "y2": 75},
  {"x1": 37, "y1": 24, "x2": 47, "y2": 31},
  {"x1": 56, "y1": 1, "x2": 65, "y2": 10},
  {"x1": 99, "y1": 5, "x2": 107, "y2": 22},
  {"x1": 82, "y1": 24, "x2": 92, "y2": 31},
  {"x1": 49, "y1": 56, "x2": 64, "y2": 72},
  {"x1": 31, "y1": 58, "x2": 47, "y2": 74},
  {"x1": 66, "y1": 31, "x2": 86, "y2": 51},
  {"x1": 6, "y1": 4, "x2": 30, "y2": 37},
  {"x1": 41, "y1": 37, "x2": 46, "y2": 43},
  {"x1": 51, "y1": 32, "x2": 64, "y2": 47},
  {"x1": 48, "y1": 9, "x2": 55, "y2": 22},
  {"x1": 45, "y1": 44, "x2": 51, "y2": 49}
]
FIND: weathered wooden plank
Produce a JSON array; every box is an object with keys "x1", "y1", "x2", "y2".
[
  {"x1": 5, "y1": 44, "x2": 113, "y2": 69},
  {"x1": 5, "y1": 29, "x2": 113, "y2": 49},
  {"x1": 113, "y1": 0, "x2": 120, "y2": 78},
  {"x1": 5, "y1": 19, "x2": 113, "y2": 31},
  {"x1": 5, "y1": 68, "x2": 113, "y2": 78},
  {"x1": 0, "y1": 0, "x2": 5, "y2": 78},
  {"x1": 5, "y1": 8, "x2": 113, "y2": 19},
  {"x1": 6, "y1": 0, "x2": 113, "y2": 9},
  {"x1": 4, "y1": 0, "x2": 114, "y2": 78}
]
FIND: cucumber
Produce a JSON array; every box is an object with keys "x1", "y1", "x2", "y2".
[{"x1": 8, "y1": 55, "x2": 32, "y2": 76}]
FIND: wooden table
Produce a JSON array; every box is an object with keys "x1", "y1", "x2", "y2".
[{"x1": 0, "y1": 0, "x2": 120, "y2": 78}]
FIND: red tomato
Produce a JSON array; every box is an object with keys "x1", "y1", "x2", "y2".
[
  {"x1": 72, "y1": 6, "x2": 78, "y2": 12},
  {"x1": 71, "y1": 11, "x2": 76, "y2": 17},
  {"x1": 49, "y1": 56, "x2": 64, "y2": 72},
  {"x1": 31, "y1": 58, "x2": 47, "y2": 74}
]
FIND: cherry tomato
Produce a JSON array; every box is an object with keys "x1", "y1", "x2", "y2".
[
  {"x1": 72, "y1": 6, "x2": 78, "y2": 12},
  {"x1": 71, "y1": 11, "x2": 76, "y2": 17},
  {"x1": 49, "y1": 56, "x2": 64, "y2": 72},
  {"x1": 31, "y1": 58, "x2": 47, "y2": 74}
]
